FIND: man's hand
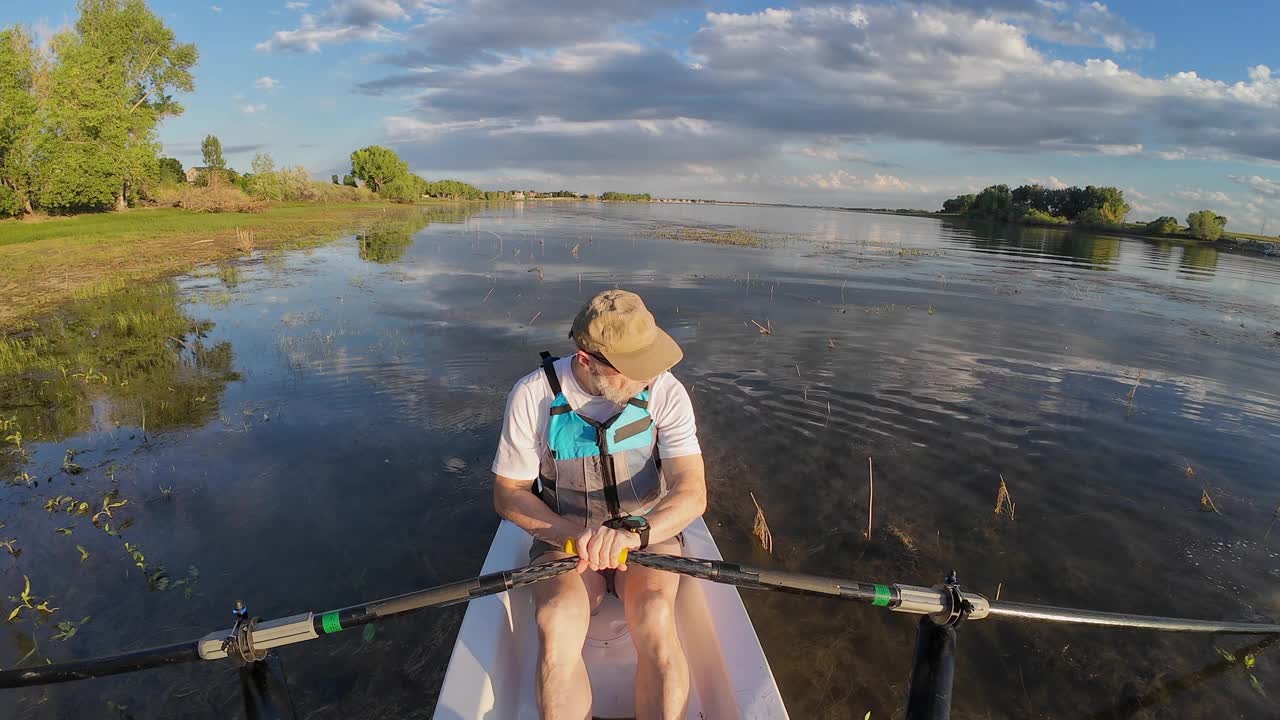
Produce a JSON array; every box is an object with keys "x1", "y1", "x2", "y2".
[{"x1": 573, "y1": 526, "x2": 641, "y2": 573}]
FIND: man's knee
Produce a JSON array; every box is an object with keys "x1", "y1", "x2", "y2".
[
  {"x1": 534, "y1": 590, "x2": 588, "y2": 661},
  {"x1": 627, "y1": 593, "x2": 680, "y2": 661}
]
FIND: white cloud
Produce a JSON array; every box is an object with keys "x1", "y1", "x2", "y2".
[
  {"x1": 258, "y1": 18, "x2": 399, "y2": 51},
  {"x1": 256, "y1": 3, "x2": 413, "y2": 51},
  {"x1": 1229, "y1": 175, "x2": 1280, "y2": 198},
  {"x1": 286, "y1": 1, "x2": 310, "y2": 8},
  {"x1": 254, "y1": 76, "x2": 282, "y2": 90},
  {"x1": 211, "y1": 4, "x2": 223, "y2": 12},
  {"x1": 243, "y1": 103, "x2": 269, "y2": 114},
  {"x1": 1170, "y1": 189, "x2": 1242, "y2": 208},
  {"x1": 1094, "y1": 144, "x2": 1144, "y2": 156},
  {"x1": 791, "y1": 170, "x2": 925, "y2": 194}
]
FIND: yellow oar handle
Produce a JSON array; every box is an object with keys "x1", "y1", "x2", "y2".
[{"x1": 563, "y1": 538, "x2": 629, "y2": 565}]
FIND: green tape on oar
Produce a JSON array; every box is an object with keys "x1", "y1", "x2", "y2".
[
  {"x1": 872, "y1": 584, "x2": 892, "y2": 607},
  {"x1": 321, "y1": 612, "x2": 344, "y2": 634}
]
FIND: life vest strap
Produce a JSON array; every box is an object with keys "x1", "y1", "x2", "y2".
[{"x1": 538, "y1": 351, "x2": 563, "y2": 397}]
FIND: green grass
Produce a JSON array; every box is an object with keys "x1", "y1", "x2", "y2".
[
  {"x1": 0, "y1": 203, "x2": 399, "y2": 248},
  {"x1": 0, "y1": 202, "x2": 434, "y2": 328}
]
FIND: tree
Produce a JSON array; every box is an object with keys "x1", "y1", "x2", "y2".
[
  {"x1": 941, "y1": 194, "x2": 975, "y2": 213},
  {"x1": 1187, "y1": 210, "x2": 1227, "y2": 241},
  {"x1": 0, "y1": 27, "x2": 40, "y2": 216},
  {"x1": 1144, "y1": 216, "x2": 1179, "y2": 235},
  {"x1": 202, "y1": 135, "x2": 225, "y2": 170},
  {"x1": 331, "y1": 174, "x2": 339, "y2": 185},
  {"x1": 342, "y1": 174, "x2": 358, "y2": 188},
  {"x1": 1075, "y1": 207, "x2": 1112, "y2": 228},
  {"x1": 382, "y1": 173, "x2": 428, "y2": 203},
  {"x1": 1083, "y1": 186, "x2": 1130, "y2": 224},
  {"x1": 1011, "y1": 185, "x2": 1053, "y2": 214},
  {"x1": 158, "y1": 156, "x2": 185, "y2": 184},
  {"x1": 349, "y1": 145, "x2": 408, "y2": 193},
  {"x1": 968, "y1": 184, "x2": 1014, "y2": 220},
  {"x1": 45, "y1": 0, "x2": 198, "y2": 211},
  {"x1": 423, "y1": 178, "x2": 485, "y2": 199},
  {"x1": 250, "y1": 151, "x2": 274, "y2": 175}
]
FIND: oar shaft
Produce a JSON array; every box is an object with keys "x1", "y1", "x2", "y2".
[
  {"x1": 0, "y1": 557, "x2": 579, "y2": 689},
  {"x1": 627, "y1": 552, "x2": 903, "y2": 607},
  {"x1": 0, "y1": 641, "x2": 199, "y2": 689},
  {"x1": 628, "y1": 552, "x2": 1280, "y2": 635},
  {"x1": 314, "y1": 558, "x2": 578, "y2": 635},
  {"x1": 987, "y1": 601, "x2": 1280, "y2": 634}
]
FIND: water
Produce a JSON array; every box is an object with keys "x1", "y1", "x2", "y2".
[{"x1": 2, "y1": 202, "x2": 1279, "y2": 719}]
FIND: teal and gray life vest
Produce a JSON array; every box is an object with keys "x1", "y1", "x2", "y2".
[{"x1": 534, "y1": 351, "x2": 666, "y2": 527}]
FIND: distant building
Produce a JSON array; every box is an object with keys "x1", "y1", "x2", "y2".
[
  {"x1": 185, "y1": 166, "x2": 210, "y2": 183},
  {"x1": 511, "y1": 191, "x2": 525, "y2": 200}
]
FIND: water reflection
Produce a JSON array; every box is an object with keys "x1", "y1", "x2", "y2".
[
  {"x1": 0, "y1": 203, "x2": 1277, "y2": 719},
  {"x1": 948, "y1": 220, "x2": 1126, "y2": 270},
  {"x1": 1179, "y1": 244, "x2": 1220, "y2": 279},
  {"x1": 356, "y1": 205, "x2": 473, "y2": 264},
  {"x1": 0, "y1": 280, "x2": 239, "y2": 444}
]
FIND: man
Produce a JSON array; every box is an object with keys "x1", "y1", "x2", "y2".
[{"x1": 493, "y1": 289, "x2": 707, "y2": 720}]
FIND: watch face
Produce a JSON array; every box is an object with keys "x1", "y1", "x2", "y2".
[{"x1": 623, "y1": 516, "x2": 648, "y2": 531}]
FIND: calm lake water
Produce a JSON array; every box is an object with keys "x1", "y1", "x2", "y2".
[{"x1": 2, "y1": 202, "x2": 1279, "y2": 719}]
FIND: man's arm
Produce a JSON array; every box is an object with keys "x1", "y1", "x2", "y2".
[
  {"x1": 493, "y1": 473, "x2": 583, "y2": 547},
  {"x1": 638, "y1": 453, "x2": 706, "y2": 545},
  {"x1": 582, "y1": 454, "x2": 706, "y2": 572}
]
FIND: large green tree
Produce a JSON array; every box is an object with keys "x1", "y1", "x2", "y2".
[
  {"x1": 350, "y1": 145, "x2": 409, "y2": 193},
  {"x1": 1187, "y1": 210, "x2": 1227, "y2": 241},
  {"x1": 0, "y1": 27, "x2": 40, "y2": 216},
  {"x1": 1084, "y1": 186, "x2": 1130, "y2": 224},
  {"x1": 157, "y1": 156, "x2": 184, "y2": 184},
  {"x1": 40, "y1": 0, "x2": 197, "y2": 212}
]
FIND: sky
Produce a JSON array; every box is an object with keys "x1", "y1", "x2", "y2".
[{"x1": 4, "y1": 0, "x2": 1280, "y2": 232}]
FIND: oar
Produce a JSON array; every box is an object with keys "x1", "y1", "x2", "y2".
[
  {"x1": 567, "y1": 541, "x2": 1280, "y2": 636},
  {"x1": 0, "y1": 557, "x2": 579, "y2": 689},
  {"x1": 5, "y1": 547, "x2": 1279, "y2": 690}
]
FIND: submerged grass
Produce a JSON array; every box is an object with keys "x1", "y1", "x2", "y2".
[
  {"x1": 642, "y1": 225, "x2": 767, "y2": 247},
  {"x1": 0, "y1": 202, "x2": 414, "y2": 329}
]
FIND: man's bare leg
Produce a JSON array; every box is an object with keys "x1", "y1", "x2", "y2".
[
  {"x1": 530, "y1": 552, "x2": 605, "y2": 720},
  {"x1": 617, "y1": 541, "x2": 689, "y2": 720}
]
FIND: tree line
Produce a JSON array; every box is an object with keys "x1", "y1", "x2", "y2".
[
  {"x1": 0, "y1": 1, "x2": 197, "y2": 217},
  {"x1": 601, "y1": 192, "x2": 651, "y2": 202},
  {"x1": 942, "y1": 184, "x2": 1230, "y2": 241},
  {"x1": 347, "y1": 145, "x2": 511, "y2": 201}
]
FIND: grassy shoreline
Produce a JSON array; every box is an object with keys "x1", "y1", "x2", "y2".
[{"x1": 0, "y1": 202, "x2": 417, "y2": 330}]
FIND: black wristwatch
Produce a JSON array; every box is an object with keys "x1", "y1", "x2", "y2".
[{"x1": 605, "y1": 515, "x2": 650, "y2": 550}]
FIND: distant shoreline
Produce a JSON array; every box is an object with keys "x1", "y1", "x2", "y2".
[{"x1": 639, "y1": 198, "x2": 1280, "y2": 258}]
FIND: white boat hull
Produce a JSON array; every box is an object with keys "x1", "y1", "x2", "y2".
[{"x1": 434, "y1": 516, "x2": 788, "y2": 719}]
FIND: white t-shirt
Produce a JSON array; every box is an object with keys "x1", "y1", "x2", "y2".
[{"x1": 492, "y1": 356, "x2": 701, "y2": 482}]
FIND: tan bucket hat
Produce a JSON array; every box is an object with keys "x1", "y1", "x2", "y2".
[{"x1": 570, "y1": 290, "x2": 683, "y2": 380}]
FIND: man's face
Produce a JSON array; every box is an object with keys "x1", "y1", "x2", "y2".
[{"x1": 579, "y1": 351, "x2": 651, "y2": 405}]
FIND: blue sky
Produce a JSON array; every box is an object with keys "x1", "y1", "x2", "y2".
[{"x1": 5, "y1": 0, "x2": 1279, "y2": 231}]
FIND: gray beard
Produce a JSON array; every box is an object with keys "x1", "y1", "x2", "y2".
[{"x1": 584, "y1": 364, "x2": 643, "y2": 406}]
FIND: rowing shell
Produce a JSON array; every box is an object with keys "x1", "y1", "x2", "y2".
[{"x1": 435, "y1": 516, "x2": 789, "y2": 718}]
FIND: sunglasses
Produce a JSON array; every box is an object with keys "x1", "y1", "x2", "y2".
[{"x1": 583, "y1": 350, "x2": 618, "y2": 372}]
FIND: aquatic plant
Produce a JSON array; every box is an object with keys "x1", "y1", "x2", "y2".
[
  {"x1": 51, "y1": 616, "x2": 90, "y2": 641},
  {"x1": 642, "y1": 226, "x2": 765, "y2": 247},
  {"x1": 750, "y1": 492, "x2": 774, "y2": 555},
  {"x1": 6, "y1": 575, "x2": 57, "y2": 622},
  {"x1": 233, "y1": 227, "x2": 256, "y2": 253},
  {"x1": 865, "y1": 456, "x2": 875, "y2": 540},
  {"x1": 994, "y1": 474, "x2": 1016, "y2": 520}
]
